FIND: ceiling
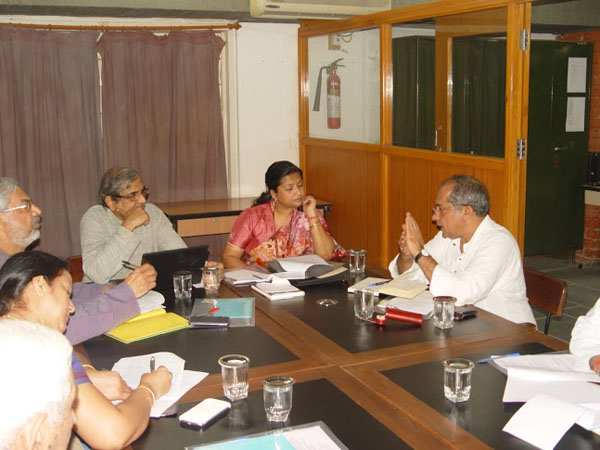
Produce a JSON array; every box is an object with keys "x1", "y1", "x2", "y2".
[{"x1": 0, "y1": 0, "x2": 597, "y2": 32}]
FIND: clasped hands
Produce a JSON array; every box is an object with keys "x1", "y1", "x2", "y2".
[{"x1": 399, "y1": 212, "x2": 425, "y2": 261}]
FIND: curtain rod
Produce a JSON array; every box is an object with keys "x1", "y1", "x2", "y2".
[{"x1": 0, "y1": 22, "x2": 241, "y2": 31}]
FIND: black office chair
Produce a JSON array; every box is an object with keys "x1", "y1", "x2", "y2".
[{"x1": 524, "y1": 268, "x2": 568, "y2": 335}]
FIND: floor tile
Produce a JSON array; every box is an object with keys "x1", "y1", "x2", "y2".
[{"x1": 524, "y1": 255, "x2": 572, "y2": 272}]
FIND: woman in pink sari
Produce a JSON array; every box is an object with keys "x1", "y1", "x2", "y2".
[{"x1": 222, "y1": 161, "x2": 347, "y2": 269}]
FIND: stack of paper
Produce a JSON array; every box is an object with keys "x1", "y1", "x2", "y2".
[
  {"x1": 347, "y1": 277, "x2": 390, "y2": 295},
  {"x1": 377, "y1": 290, "x2": 434, "y2": 319},
  {"x1": 223, "y1": 269, "x2": 271, "y2": 286},
  {"x1": 378, "y1": 279, "x2": 428, "y2": 298},
  {"x1": 268, "y1": 254, "x2": 333, "y2": 280},
  {"x1": 137, "y1": 290, "x2": 165, "y2": 314},
  {"x1": 251, "y1": 278, "x2": 305, "y2": 301},
  {"x1": 112, "y1": 352, "x2": 208, "y2": 418}
]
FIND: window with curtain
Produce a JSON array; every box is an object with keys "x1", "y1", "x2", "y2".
[{"x1": 0, "y1": 28, "x2": 229, "y2": 257}]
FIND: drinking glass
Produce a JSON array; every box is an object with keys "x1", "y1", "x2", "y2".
[
  {"x1": 349, "y1": 249, "x2": 367, "y2": 274},
  {"x1": 173, "y1": 270, "x2": 192, "y2": 301},
  {"x1": 218, "y1": 354, "x2": 249, "y2": 401},
  {"x1": 354, "y1": 289, "x2": 375, "y2": 320},
  {"x1": 202, "y1": 266, "x2": 221, "y2": 297},
  {"x1": 433, "y1": 296, "x2": 456, "y2": 329},
  {"x1": 263, "y1": 376, "x2": 295, "y2": 422},
  {"x1": 443, "y1": 358, "x2": 474, "y2": 402}
]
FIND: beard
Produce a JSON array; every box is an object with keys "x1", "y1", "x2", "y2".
[{"x1": 7, "y1": 216, "x2": 41, "y2": 250}]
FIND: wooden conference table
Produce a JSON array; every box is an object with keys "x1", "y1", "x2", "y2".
[{"x1": 83, "y1": 270, "x2": 599, "y2": 449}]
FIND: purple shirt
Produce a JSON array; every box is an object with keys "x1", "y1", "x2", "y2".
[{"x1": 0, "y1": 252, "x2": 140, "y2": 345}]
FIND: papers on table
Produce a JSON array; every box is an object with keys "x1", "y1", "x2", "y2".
[
  {"x1": 137, "y1": 290, "x2": 165, "y2": 314},
  {"x1": 251, "y1": 277, "x2": 305, "y2": 301},
  {"x1": 268, "y1": 254, "x2": 333, "y2": 280},
  {"x1": 112, "y1": 352, "x2": 208, "y2": 418},
  {"x1": 377, "y1": 290, "x2": 434, "y2": 319},
  {"x1": 347, "y1": 277, "x2": 390, "y2": 295},
  {"x1": 223, "y1": 269, "x2": 271, "y2": 286},
  {"x1": 496, "y1": 353, "x2": 600, "y2": 448}
]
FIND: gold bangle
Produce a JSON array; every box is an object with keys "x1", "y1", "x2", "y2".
[
  {"x1": 81, "y1": 364, "x2": 95, "y2": 371},
  {"x1": 309, "y1": 221, "x2": 319, "y2": 229},
  {"x1": 136, "y1": 385, "x2": 156, "y2": 405}
]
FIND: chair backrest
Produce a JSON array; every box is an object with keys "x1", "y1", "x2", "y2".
[
  {"x1": 524, "y1": 268, "x2": 568, "y2": 318},
  {"x1": 67, "y1": 255, "x2": 83, "y2": 283}
]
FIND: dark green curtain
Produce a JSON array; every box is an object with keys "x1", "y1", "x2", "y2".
[
  {"x1": 452, "y1": 38, "x2": 506, "y2": 157},
  {"x1": 392, "y1": 36, "x2": 435, "y2": 149}
]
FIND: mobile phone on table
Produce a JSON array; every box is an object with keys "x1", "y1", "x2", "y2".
[{"x1": 179, "y1": 398, "x2": 231, "y2": 429}]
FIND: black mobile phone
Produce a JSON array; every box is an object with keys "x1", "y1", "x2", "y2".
[
  {"x1": 454, "y1": 309, "x2": 477, "y2": 321},
  {"x1": 188, "y1": 315, "x2": 229, "y2": 328}
]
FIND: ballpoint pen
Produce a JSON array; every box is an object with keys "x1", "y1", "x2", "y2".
[
  {"x1": 150, "y1": 356, "x2": 156, "y2": 372},
  {"x1": 477, "y1": 353, "x2": 520, "y2": 364},
  {"x1": 122, "y1": 260, "x2": 140, "y2": 271},
  {"x1": 367, "y1": 280, "x2": 390, "y2": 288}
]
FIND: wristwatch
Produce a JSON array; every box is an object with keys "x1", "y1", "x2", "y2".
[{"x1": 414, "y1": 248, "x2": 429, "y2": 264}]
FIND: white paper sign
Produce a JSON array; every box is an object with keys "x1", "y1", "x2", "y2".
[
  {"x1": 566, "y1": 97, "x2": 585, "y2": 132},
  {"x1": 567, "y1": 57, "x2": 587, "y2": 93}
]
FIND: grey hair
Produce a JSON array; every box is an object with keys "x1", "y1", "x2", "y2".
[
  {"x1": 441, "y1": 175, "x2": 490, "y2": 217},
  {"x1": 98, "y1": 167, "x2": 140, "y2": 207},
  {"x1": 0, "y1": 320, "x2": 72, "y2": 449},
  {"x1": 0, "y1": 178, "x2": 18, "y2": 211}
]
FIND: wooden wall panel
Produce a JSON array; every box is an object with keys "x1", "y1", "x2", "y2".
[
  {"x1": 386, "y1": 154, "x2": 504, "y2": 265},
  {"x1": 305, "y1": 144, "x2": 382, "y2": 266}
]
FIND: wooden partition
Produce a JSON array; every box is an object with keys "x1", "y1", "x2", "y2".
[{"x1": 299, "y1": 0, "x2": 533, "y2": 269}]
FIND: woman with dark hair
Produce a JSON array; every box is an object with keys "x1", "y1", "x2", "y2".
[
  {"x1": 222, "y1": 161, "x2": 347, "y2": 268},
  {"x1": 0, "y1": 251, "x2": 172, "y2": 450}
]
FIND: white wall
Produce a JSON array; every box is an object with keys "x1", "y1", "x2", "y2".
[{"x1": 234, "y1": 22, "x2": 300, "y2": 197}]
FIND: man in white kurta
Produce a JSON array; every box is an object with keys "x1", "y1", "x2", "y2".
[
  {"x1": 570, "y1": 298, "x2": 600, "y2": 372},
  {"x1": 389, "y1": 175, "x2": 535, "y2": 325}
]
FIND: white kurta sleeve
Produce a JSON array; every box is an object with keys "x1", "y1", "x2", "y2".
[{"x1": 570, "y1": 298, "x2": 600, "y2": 371}]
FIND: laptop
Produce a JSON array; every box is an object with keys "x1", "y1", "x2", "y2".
[{"x1": 142, "y1": 245, "x2": 209, "y2": 292}]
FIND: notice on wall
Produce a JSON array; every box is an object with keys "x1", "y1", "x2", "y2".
[
  {"x1": 566, "y1": 97, "x2": 585, "y2": 132},
  {"x1": 567, "y1": 57, "x2": 587, "y2": 93}
]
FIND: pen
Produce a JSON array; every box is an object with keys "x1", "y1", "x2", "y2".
[
  {"x1": 477, "y1": 353, "x2": 520, "y2": 364},
  {"x1": 150, "y1": 356, "x2": 156, "y2": 372},
  {"x1": 367, "y1": 280, "x2": 389, "y2": 288},
  {"x1": 122, "y1": 260, "x2": 139, "y2": 270}
]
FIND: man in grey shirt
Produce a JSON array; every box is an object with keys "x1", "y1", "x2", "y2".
[{"x1": 80, "y1": 167, "x2": 186, "y2": 284}]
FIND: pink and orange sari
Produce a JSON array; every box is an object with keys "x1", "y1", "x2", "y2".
[{"x1": 227, "y1": 201, "x2": 347, "y2": 266}]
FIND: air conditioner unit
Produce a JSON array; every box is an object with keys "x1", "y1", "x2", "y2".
[{"x1": 250, "y1": 0, "x2": 391, "y2": 20}]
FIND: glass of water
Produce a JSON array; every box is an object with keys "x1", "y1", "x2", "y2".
[
  {"x1": 354, "y1": 289, "x2": 375, "y2": 320},
  {"x1": 348, "y1": 249, "x2": 366, "y2": 274},
  {"x1": 218, "y1": 354, "x2": 250, "y2": 401},
  {"x1": 263, "y1": 376, "x2": 295, "y2": 422},
  {"x1": 443, "y1": 358, "x2": 474, "y2": 403},
  {"x1": 173, "y1": 270, "x2": 192, "y2": 301},
  {"x1": 433, "y1": 296, "x2": 456, "y2": 329},
  {"x1": 202, "y1": 266, "x2": 221, "y2": 297}
]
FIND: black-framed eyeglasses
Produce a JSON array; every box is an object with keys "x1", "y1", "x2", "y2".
[
  {"x1": 1, "y1": 199, "x2": 34, "y2": 213},
  {"x1": 114, "y1": 187, "x2": 149, "y2": 201},
  {"x1": 432, "y1": 204, "x2": 462, "y2": 216}
]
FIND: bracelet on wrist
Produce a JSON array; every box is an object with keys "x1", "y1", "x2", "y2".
[
  {"x1": 81, "y1": 364, "x2": 95, "y2": 371},
  {"x1": 593, "y1": 359, "x2": 600, "y2": 373},
  {"x1": 307, "y1": 215, "x2": 318, "y2": 221},
  {"x1": 136, "y1": 385, "x2": 156, "y2": 405}
]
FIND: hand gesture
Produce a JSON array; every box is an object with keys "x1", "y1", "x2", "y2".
[
  {"x1": 404, "y1": 212, "x2": 425, "y2": 257},
  {"x1": 87, "y1": 369, "x2": 132, "y2": 401},
  {"x1": 302, "y1": 195, "x2": 317, "y2": 218},
  {"x1": 124, "y1": 263, "x2": 157, "y2": 298},
  {"x1": 398, "y1": 225, "x2": 413, "y2": 261},
  {"x1": 121, "y1": 205, "x2": 150, "y2": 232},
  {"x1": 140, "y1": 366, "x2": 172, "y2": 399}
]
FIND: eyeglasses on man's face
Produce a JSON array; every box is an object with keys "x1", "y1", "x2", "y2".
[
  {"x1": 114, "y1": 187, "x2": 149, "y2": 201},
  {"x1": 1, "y1": 199, "x2": 34, "y2": 214},
  {"x1": 432, "y1": 204, "x2": 462, "y2": 216}
]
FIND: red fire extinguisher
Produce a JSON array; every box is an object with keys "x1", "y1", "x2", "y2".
[
  {"x1": 327, "y1": 66, "x2": 341, "y2": 129},
  {"x1": 312, "y1": 58, "x2": 344, "y2": 130}
]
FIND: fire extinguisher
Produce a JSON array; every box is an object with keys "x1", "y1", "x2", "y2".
[{"x1": 313, "y1": 58, "x2": 344, "y2": 129}]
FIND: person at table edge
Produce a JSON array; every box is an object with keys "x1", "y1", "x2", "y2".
[
  {"x1": 222, "y1": 160, "x2": 347, "y2": 269},
  {"x1": 80, "y1": 166, "x2": 186, "y2": 284},
  {"x1": 570, "y1": 297, "x2": 600, "y2": 373},
  {"x1": 388, "y1": 174, "x2": 535, "y2": 325},
  {"x1": 0, "y1": 177, "x2": 156, "y2": 345}
]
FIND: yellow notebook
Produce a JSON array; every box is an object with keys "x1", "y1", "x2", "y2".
[
  {"x1": 378, "y1": 279, "x2": 428, "y2": 299},
  {"x1": 106, "y1": 309, "x2": 189, "y2": 344}
]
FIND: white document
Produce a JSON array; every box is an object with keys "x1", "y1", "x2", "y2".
[
  {"x1": 566, "y1": 97, "x2": 585, "y2": 132},
  {"x1": 377, "y1": 290, "x2": 434, "y2": 318},
  {"x1": 137, "y1": 290, "x2": 165, "y2": 314},
  {"x1": 494, "y1": 353, "x2": 595, "y2": 375},
  {"x1": 284, "y1": 424, "x2": 345, "y2": 450},
  {"x1": 567, "y1": 57, "x2": 587, "y2": 93},
  {"x1": 347, "y1": 277, "x2": 390, "y2": 294},
  {"x1": 151, "y1": 369, "x2": 208, "y2": 418},
  {"x1": 275, "y1": 254, "x2": 330, "y2": 278},
  {"x1": 503, "y1": 394, "x2": 595, "y2": 450},
  {"x1": 223, "y1": 269, "x2": 270, "y2": 285}
]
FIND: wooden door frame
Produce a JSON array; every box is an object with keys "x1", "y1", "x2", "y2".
[{"x1": 299, "y1": 0, "x2": 534, "y2": 266}]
